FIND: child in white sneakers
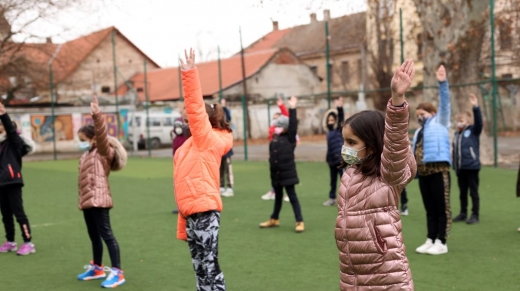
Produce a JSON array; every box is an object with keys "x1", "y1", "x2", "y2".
[
  {"x1": 76, "y1": 96, "x2": 127, "y2": 288},
  {"x1": 0, "y1": 102, "x2": 36, "y2": 256}
]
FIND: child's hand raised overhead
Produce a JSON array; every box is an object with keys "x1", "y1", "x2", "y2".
[
  {"x1": 180, "y1": 48, "x2": 196, "y2": 71},
  {"x1": 336, "y1": 96, "x2": 344, "y2": 108},
  {"x1": 469, "y1": 93, "x2": 478, "y2": 107},
  {"x1": 436, "y1": 65, "x2": 447, "y2": 82},
  {"x1": 91, "y1": 95, "x2": 100, "y2": 114},
  {"x1": 288, "y1": 96, "x2": 297, "y2": 109},
  {"x1": 391, "y1": 59, "x2": 415, "y2": 105},
  {"x1": 276, "y1": 97, "x2": 284, "y2": 106}
]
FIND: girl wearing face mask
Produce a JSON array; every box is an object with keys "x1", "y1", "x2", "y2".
[
  {"x1": 76, "y1": 96, "x2": 128, "y2": 289},
  {"x1": 171, "y1": 110, "x2": 190, "y2": 214},
  {"x1": 322, "y1": 96, "x2": 345, "y2": 207},
  {"x1": 259, "y1": 96, "x2": 305, "y2": 233},
  {"x1": 335, "y1": 60, "x2": 417, "y2": 291},
  {"x1": 412, "y1": 65, "x2": 452, "y2": 256},
  {"x1": 0, "y1": 102, "x2": 36, "y2": 256}
]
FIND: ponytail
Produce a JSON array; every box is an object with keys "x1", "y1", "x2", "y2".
[{"x1": 205, "y1": 103, "x2": 232, "y2": 132}]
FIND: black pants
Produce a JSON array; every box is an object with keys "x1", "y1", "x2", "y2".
[
  {"x1": 0, "y1": 185, "x2": 31, "y2": 243},
  {"x1": 220, "y1": 157, "x2": 233, "y2": 189},
  {"x1": 419, "y1": 171, "x2": 451, "y2": 244},
  {"x1": 401, "y1": 188, "x2": 408, "y2": 205},
  {"x1": 271, "y1": 185, "x2": 303, "y2": 222},
  {"x1": 328, "y1": 165, "x2": 343, "y2": 199},
  {"x1": 457, "y1": 169, "x2": 480, "y2": 216},
  {"x1": 83, "y1": 208, "x2": 121, "y2": 269},
  {"x1": 187, "y1": 211, "x2": 226, "y2": 291}
]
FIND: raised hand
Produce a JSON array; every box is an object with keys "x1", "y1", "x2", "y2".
[
  {"x1": 0, "y1": 101, "x2": 5, "y2": 115},
  {"x1": 276, "y1": 97, "x2": 284, "y2": 106},
  {"x1": 391, "y1": 59, "x2": 415, "y2": 105},
  {"x1": 436, "y1": 65, "x2": 447, "y2": 82},
  {"x1": 179, "y1": 48, "x2": 196, "y2": 71},
  {"x1": 220, "y1": 98, "x2": 226, "y2": 107},
  {"x1": 469, "y1": 93, "x2": 478, "y2": 107},
  {"x1": 91, "y1": 95, "x2": 100, "y2": 114},
  {"x1": 336, "y1": 96, "x2": 344, "y2": 108},
  {"x1": 288, "y1": 96, "x2": 297, "y2": 109}
]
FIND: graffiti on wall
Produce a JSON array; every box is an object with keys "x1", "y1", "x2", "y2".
[
  {"x1": 81, "y1": 113, "x2": 127, "y2": 138},
  {"x1": 31, "y1": 115, "x2": 74, "y2": 142}
]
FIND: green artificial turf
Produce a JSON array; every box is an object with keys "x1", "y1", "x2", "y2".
[{"x1": 2, "y1": 159, "x2": 519, "y2": 290}]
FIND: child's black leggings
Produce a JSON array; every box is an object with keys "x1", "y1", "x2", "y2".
[
  {"x1": 271, "y1": 184, "x2": 303, "y2": 222},
  {"x1": 0, "y1": 185, "x2": 32, "y2": 243},
  {"x1": 83, "y1": 208, "x2": 121, "y2": 269}
]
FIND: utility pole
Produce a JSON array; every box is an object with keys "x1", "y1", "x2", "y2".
[
  {"x1": 239, "y1": 26, "x2": 248, "y2": 161},
  {"x1": 325, "y1": 21, "x2": 331, "y2": 109},
  {"x1": 111, "y1": 30, "x2": 120, "y2": 138}
]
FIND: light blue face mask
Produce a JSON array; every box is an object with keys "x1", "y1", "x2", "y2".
[
  {"x1": 78, "y1": 141, "x2": 92, "y2": 152},
  {"x1": 341, "y1": 145, "x2": 366, "y2": 165}
]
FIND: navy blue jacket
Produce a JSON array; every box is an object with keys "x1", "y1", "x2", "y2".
[
  {"x1": 453, "y1": 106, "x2": 483, "y2": 172},
  {"x1": 326, "y1": 107, "x2": 344, "y2": 167},
  {"x1": 223, "y1": 106, "x2": 233, "y2": 158},
  {"x1": 0, "y1": 113, "x2": 28, "y2": 188}
]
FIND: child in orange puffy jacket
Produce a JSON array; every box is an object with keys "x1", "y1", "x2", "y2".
[{"x1": 175, "y1": 49, "x2": 233, "y2": 291}]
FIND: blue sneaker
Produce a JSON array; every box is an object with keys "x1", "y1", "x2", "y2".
[
  {"x1": 77, "y1": 261, "x2": 106, "y2": 281},
  {"x1": 101, "y1": 267, "x2": 125, "y2": 288}
]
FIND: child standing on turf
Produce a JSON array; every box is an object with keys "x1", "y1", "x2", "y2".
[
  {"x1": 323, "y1": 96, "x2": 345, "y2": 206},
  {"x1": 335, "y1": 60, "x2": 416, "y2": 290},
  {"x1": 175, "y1": 49, "x2": 232, "y2": 291},
  {"x1": 0, "y1": 101, "x2": 36, "y2": 256},
  {"x1": 452, "y1": 94, "x2": 483, "y2": 224},
  {"x1": 220, "y1": 98, "x2": 234, "y2": 198},
  {"x1": 259, "y1": 96, "x2": 305, "y2": 233},
  {"x1": 76, "y1": 96, "x2": 128, "y2": 289}
]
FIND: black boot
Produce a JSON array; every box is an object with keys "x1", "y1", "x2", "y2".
[
  {"x1": 453, "y1": 213, "x2": 467, "y2": 222},
  {"x1": 172, "y1": 209, "x2": 179, "y2": 214},
  {"x1": 466, "y1": 214, "x2": 479, "y2": 224}
]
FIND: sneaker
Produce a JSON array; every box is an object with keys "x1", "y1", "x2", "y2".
[
  {"x1": 283, "y1": 195, "x2": 290, "y2": 202},
  {"x1": 101, "y1": 267, "x2": 125, "y2": 288},
  {"x1": 453, "y1": 213, "x2": 467, "y2": 222},
  {"x1": 78, "y1": 261, "x2": 107, "y2": 281},
  {"x1": 259, "y1": 219, "x2": 280, "y2": 228},
  {"x1": 295, "y1": 222, "x2": 305, "y2": 233},
  {"x1": 220, "y1": 187, "x2": 225, "y2": 194},
  {"x1": 466, "y1": 214, "x2": 479, "y2": 225},
  {"x1": 400, "y1": 204, "x2": 408, "y2": 216},
  {"x1": 415, "y1": 238, "x2": 434, "y2": 254},
  {"x1": 261, "y1": 190, "x2": 275, "y2": 200},
  {"x1": 16, "y1": 243, "x2": 35, "y2": 256},
  {"x1": 425, "y1": 239, "x2": 448, "y2": 255},
  {"x1": 323, "y1": 199, "x2": 336, "y2": 206},
  {"x1": 0, "y1": 241, "x2": 17, "y2": 253},
  {"x1": 221, "y1": 188, "x2": 234, "y2": 197}
]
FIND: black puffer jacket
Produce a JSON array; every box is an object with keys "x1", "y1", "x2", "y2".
[
  {"x1": 269, "y1": 108, "x2": 299, "y2": 187},
  {"x1": 0, "y1": 113, "x2": 27, "y2": 187}
]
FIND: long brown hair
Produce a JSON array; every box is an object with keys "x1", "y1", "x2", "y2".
[
  {"x1": 339, "y1": 110, "x2": 385, "y2": 177},
  {"x1": 205, "y1": 103, "x2": 232, "y2": 132}
]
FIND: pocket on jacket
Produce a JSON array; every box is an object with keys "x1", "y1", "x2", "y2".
[
  {"x1": 469, "y1": 147, "x2": 476, "y2": 160},
  {"x1": 368, "y1": 220, "x2": 388, "y2": 254}
]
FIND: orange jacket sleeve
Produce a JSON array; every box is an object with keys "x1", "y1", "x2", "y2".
[
  {"x1": 176, "y1": 213, "x2": 187, "y2": 241},
  {"x1": 182, "y1": 68, "x2": 213, "y2": 150}
]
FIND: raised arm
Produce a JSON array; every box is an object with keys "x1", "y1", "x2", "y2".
[
  {"x1": 180, "y1": 49, "x2": 212, "y2": 149},
  {"x1": 0, "y1": 103, "x2": 24, "y2": 150},
  {"x1": 91, "y1": 96, "x2": 114, "y2": 160},
  {"x1": 277, "y1": 97, "x2": 289, "y2": 117},
  {"x1": 336, "y1": 97, "x2": 345, "y2": 128},
  {"x1": 436, "y1": 65, "x2": 451, "y2": 127},
  {"x1": 469, "y1": 94, "x2": 483, "y2": 136},
  {"x1": 287, "y1": 96, "x2": 298, "y2": 143},
  {"x1": 381, "y1": 59, "x2": 417, "y2": 187}
]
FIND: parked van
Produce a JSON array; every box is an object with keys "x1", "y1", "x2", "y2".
[{"x1": 127, "y1": 111, "x2": 181, "y2": 149}]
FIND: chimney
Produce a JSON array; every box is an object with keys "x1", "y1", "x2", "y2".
[
  {"x1": 310, "y1": 13, "x2": 317, "y2": 23},
  {"x1": 46, "y1": 37, "x2": 52, "y2": 44},
  {"x1": 272, "y1": 21, "x2": 279, "y2": 31},
  {"x1": 324, "y1": 9, "x2": 331, "y2": 21}
]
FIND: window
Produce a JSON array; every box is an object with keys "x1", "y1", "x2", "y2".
[
  {"x1": 129, "y1": 116, "x2": 141, "y2": 126},
  {"x1": 357, "y1": 59, "x2": 363, "y2": 83},
  {"x1": 502, "y1": 73, "x2": 513, "y2": 79},
  {"x1": 163, "y1": 117, "x2": 173, "y2": 126},
  {"x1": 136, "y1": 87, "x2": 144, "y2": 93},
  {"x1": 310, "y1": 65, "x2": 318, "y2": 75},
  {"x1": 341, "y1": 61, "x2": 349, "y2": 83},
  {"x1": 147, "y1": 117, "x2": 161, "y2": 127},
  {"x1": 101, "y1": 86, "x2": 110, "y2": 93},
  {"x1": 499, "y1": 20, "x2": 512, "y2": 50}
]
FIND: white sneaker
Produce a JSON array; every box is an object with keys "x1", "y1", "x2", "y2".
[
  {"x1": 323, "y1": 199, "x2": 336, "y2": 206},
  {"x1": 415, "y1": 238, "x2": 434, "y2": 254},
  {"x1": 221, "y1": 188, "x2": 234, "y2": 197},
  {"x1": 261, "y1": 191, "x2": 275, "y2": 200},
  {"x1": 283, "y1": 195, "x2": 290, "y2": 202},
  {"x1": 425, "y1": 239, "x2": 448, "y2": 255},
  {"x1": 220, "y1": 187, "x2": 225, "y2": 194},
  {"x1": 401, "y1": 209, "x2": 409, "y2": 216}
]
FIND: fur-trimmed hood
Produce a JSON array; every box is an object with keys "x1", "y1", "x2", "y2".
[
  {"x1": 20, "y1": 135, "x2": 36, "y2": 155},
  {"x1": 322, "y1": 108, "x2": 339, "y2": 132},
  {"x1": 107, "y1": 136, "x2": 127, "y2": 171}
]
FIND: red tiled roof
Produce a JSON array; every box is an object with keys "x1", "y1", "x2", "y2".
[
  {"x1": 119, "y1": 49, "x2": 282, "y2": 102},
  {"x1": 245, "y1": 28, "x2": 292, "y2": 53}
]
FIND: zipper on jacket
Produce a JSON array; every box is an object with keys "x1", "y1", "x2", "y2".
[
  {"x1": 470, "y1": 147, "x2": 476, "y2": 160},
  {"x1": 341, "y1": 167, "x2": 358, "y2": 288},
  {"x1": 8, "y1": 164, "x2": 14, "y2": 179}
]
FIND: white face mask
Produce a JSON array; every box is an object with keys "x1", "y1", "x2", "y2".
[
  {"x1": 174, "y1": 127, "x2": 183, "y2": 135},
  {"x1": 456, "y1": 122, "x2": 466, "y2": 130},
  {"x1": 0, "y1": 134, "x2": 5, "y2": 143},
  {"x1": 274, "y1": 127, "x2": 284, "y2": 135},
  {"x1": 78, "y1": 141, "x2": 91, "y2": 152}
]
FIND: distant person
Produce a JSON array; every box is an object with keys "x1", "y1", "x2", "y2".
[
  {"x1": 452, "y1": 94, "x2": 483, "y2": 224},
  {"x1": 259, "y1": 96, "x2": 304, "y2": 233},
  {"x1": 400, "y1": 188, "x2": 409, "y2": 216},
  {"x1": 76, "y1": 96, "x2": 128, "y2": 288},
  {"x1": 412, "y1": 65, "x2": 452, "y2": 255},
  {"x1": 261, "y1": 97, "x2": 291, "y2": 202},
  {"x1": 220, "y1": 98, "x2": 234, "y2": 197},
  {"x1": 335, "y1": 60, "x2": 416, "y2": 290},
  {"x1": 171, "y1": 108, "x2": 190, "y2": 214},
  {"x1": 175, "y1": 49, "x2": 232, "y2": 291},
  {"x1": 323, "y1": 97, "x2": 345, "y2": 206},
  {"x1": 0, "y1": 102, "x2": 36, "y2": 256}
]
